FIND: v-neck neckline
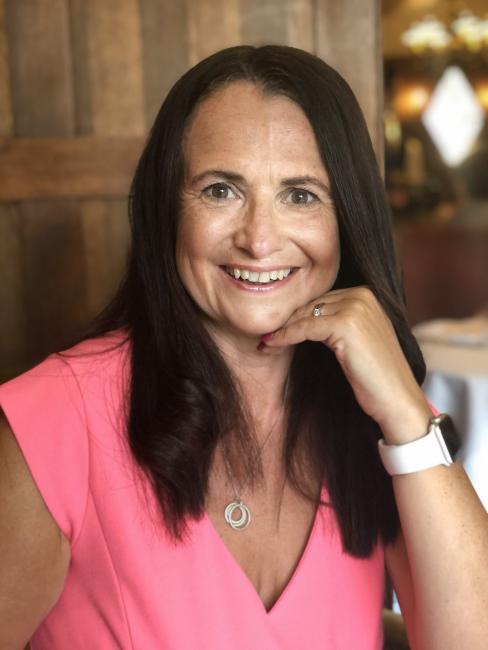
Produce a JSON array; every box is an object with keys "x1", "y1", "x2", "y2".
[{"x1": 202, "y1": 487, "x2": 325, "y2": 617}]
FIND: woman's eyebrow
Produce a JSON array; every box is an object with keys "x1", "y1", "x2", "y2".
[
  {"x1": 282, "y1": 175, "x2": 331, "y2": 194},
  {"x1": 190, "y1": 169, "x2": 330, "y2": 193},
  {"x1": 190, "y1": 170, "x2": 245, "y2": 186}
]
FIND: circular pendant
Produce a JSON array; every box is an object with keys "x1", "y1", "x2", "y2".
[{"x1": 224, "y1": 501, "x2": 251, "y2": 530}]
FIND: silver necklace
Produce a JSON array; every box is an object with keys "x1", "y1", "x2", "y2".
[{"x1": 221, "y1": 377, "x2": 289, "y2": 531}]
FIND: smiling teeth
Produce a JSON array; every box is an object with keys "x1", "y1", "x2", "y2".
[{"x1": 227, "y1": 267, "x2": 292, "y2": 283}]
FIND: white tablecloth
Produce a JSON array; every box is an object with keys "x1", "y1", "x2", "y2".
[{"x1": 419, "y1": 340, "x2": 488, "y2": 509}]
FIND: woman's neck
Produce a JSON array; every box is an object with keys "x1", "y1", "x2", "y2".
[{"x1": 208, "y1": 327, "x2": 293, "y2": 432}]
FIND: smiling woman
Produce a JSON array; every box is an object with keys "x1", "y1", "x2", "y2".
[
  {"x1": 1, "y1": 45, "x2": 487, "y2": 650},
  {"x1": 177, "y1": 82, "x2": 340, "y2": 341}
]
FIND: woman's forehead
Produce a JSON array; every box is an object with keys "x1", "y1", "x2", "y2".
[
  {"x1": 182, "y1": 81, "x2": 328, "y2": 180},
  {"x1": 184, "y1": 81, "x2": 312, "y2": 142}
]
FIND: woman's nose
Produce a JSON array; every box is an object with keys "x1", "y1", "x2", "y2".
[{"x1": 232, "y1": 199, "x2": 284, "y2": 259}]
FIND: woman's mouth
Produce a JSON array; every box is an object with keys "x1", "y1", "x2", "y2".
[
  {"x1": 222, "y1": 266, "x2": 295, "y2": 285},
  {"x1": 219, "y1": 266, "x2": 298, "y2": 292}
]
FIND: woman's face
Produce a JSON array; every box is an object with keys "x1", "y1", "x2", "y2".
[{"x1": 177, "y1": 81, "x2": 340, "y2": 346}]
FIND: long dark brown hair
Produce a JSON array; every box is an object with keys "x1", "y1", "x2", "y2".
[{"x1": 61, "y1": 45, "x2": 425, "y2": 557}]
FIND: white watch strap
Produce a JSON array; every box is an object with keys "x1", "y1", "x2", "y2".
[{"x1": 378, "y1": 420, "x2": 454, "y2": 476}]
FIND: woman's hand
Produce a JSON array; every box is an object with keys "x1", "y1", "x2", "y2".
[{"x1": 260, "y1": 286, "x2": 432, "y2": 442}]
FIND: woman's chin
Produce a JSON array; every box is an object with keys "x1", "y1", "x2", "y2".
[
  {"x1": 232, "y1": 318, "x2": 288, "y2": 342},
  {"x1": 206, "y1": 312, "x2": 294, "y2": 347}
]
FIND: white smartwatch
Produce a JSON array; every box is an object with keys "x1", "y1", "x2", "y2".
[{"x1": 378, "y1": 413, "x2": 461, "y2": 476}]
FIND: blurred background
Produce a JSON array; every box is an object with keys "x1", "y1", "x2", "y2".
[
  {"x1": 1, "y1": 0, "x2": 487, "y2": 381},
  {"x1": 384, "y1": 0, "x2": 488, "y2": 330}
]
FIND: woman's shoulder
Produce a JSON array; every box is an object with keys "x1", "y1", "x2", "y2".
[
  {"x1": 0, "y1": 329, "x2": 133, "y2": 544},
  {"x1": 56, "y1": 328, "x2": 131, "y2": 378},
  {"x1": 0, "y1": 329, "x2": 130, "y2": 422},
  {"x1": 1, "y1": 328, "x2": 130, "y2": 385},
  {"x1": 52, "y1": 329, "x2": 131, "y2": 393},
  {"x1": 63, "y1": 328, "x2": 130, "y2": 355}
]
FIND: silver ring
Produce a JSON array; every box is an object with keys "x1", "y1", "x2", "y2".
[{"x1": 312, "y1": 302, "x2": 325, "y2": 317}]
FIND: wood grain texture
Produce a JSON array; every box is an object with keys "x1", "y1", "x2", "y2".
[
  {"x1": 68, "y1": 0, "x2": 93, "y2": 135},
  {"x1": 19, "y1": 200, "x2": 88, "y2": 364},
  {"x1": 316, "y1": 0, "x2": 384, "y2": 168},
  {"x1": 239, "y1": 0, "x2": 314, "y2": 50},
  {"x1": 5, "y1": 0, "x2": 75, "y2": 136},
  {"x1": 186, "y1": 0, "x2": 242, "y2": 66},
  {"x1": 0, "y1": 204, "x2": 25, "y2": 381},
  {"x1": 0, "y1": 0, "x2": 13, "y2": 137},
  {"x1": 0, "y1": 137, "x2": 143, "y2": 200},
  {"x1": 239, "y1": 0, "x2": 288, "y2": 45},
  {"x1": 395, "y1": 223, "x2": 488, "y2": 325},
  {"x1": 80, "y1": 199, "x2": 130, "y2": 317},
  {"x1": 138, "y1": 0, "x2": 190, "y2": 128},
  {"x1": 284, "y1": 0, "x2": 314, "y2": 52},
  {"x1": 76, "y1": 0, "x2": 146, "y2": 135}
]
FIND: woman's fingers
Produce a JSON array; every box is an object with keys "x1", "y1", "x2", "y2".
[
  {"x1": 261, "y1": 303, "x2": 343, "y2": 350},
  {"x1": 259, "y1": 290, "x2": 368, "y2": 353},
  {"x1": 280, "y1": 285, "x2": 371, "y2": 328}
]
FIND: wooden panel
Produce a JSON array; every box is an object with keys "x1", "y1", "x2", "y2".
[
  {"x1": 70, "y1": 0, "x2": 145, "y2": 135},
  {"x1": 316, "y1": 0, "x2": 384, "y2": 167},
  {"x1": 20, "y1": 201, "x2": 88, "y2": 363},
  {"x1": 80, "y1": 199, "x2": 130, "y2": 317},
  {"x1": 5, "y1": 0, "x2": 75, "y2": 136},
  {"x1": 67, "y1": 0, "x2": 93, "y2": 135},
  {"x1": 0, "y1": 137, "x2": 143, "y2": 201},
  {"x1": 0, "y1": 204, "x2": 25, "y2": 381},
  {"x1": 395, "y1": 223, "x2": 488, "y2": 325},
  {"x1": 0, "y1": 0, "x2": 13, "y2": 137},
  {"x1": 0, "y1": 1, "x2": 18, "y2": 379},
  {"x1": 186, "y1": 0, "x2": 242, "y2": 67},
  {"x1": 284, "y1": 0, "x2": 315, "y2": 51},
  {"x1": 239, "y1": 0, "x2": 314, "y2": 51},
  {"x1": 240, "y1": 0, "x2": 288, "y2": 45},
  {"x1": 139, "y1": 0, "x2": 190, "y2": 128}
]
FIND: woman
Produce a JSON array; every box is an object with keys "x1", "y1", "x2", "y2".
[{"x1": 0, "y1": 45, "x2": 487, "y2": 649}]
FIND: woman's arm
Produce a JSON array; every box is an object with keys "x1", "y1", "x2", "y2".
[
  {"x1": 385, "y1": 453, "x2": 488, "y2": 649},
  {"x1": 261, "y1": 286, "x2": 488, "y2": 649},
  {"x1": 378, "y1": 375, "x2": 488, "y2": 650},
  {"x1": 0, "y1": 412, "x2": 71, "y2": 649}
]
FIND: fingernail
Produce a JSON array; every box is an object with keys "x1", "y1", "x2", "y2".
[
  {"x1": 261, "y1": 333, "x2": 274, "y2": 342},
  {"x1": 257, "y1": 342, "x2": 266, "y2": 351}
]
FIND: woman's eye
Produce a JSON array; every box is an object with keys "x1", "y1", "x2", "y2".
[
  {"x1": 286, "y1": 188, "x2": 319, "y2": 206},
  {"x1": 202, "y1": 183, "x2": 237, "y2": 201}
]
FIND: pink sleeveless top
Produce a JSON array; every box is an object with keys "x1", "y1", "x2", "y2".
[{"x1": 0, "y1": 331, "x2": 384, "y2": 649}]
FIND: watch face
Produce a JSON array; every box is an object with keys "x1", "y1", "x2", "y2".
[{"x1": 435, "y1": 413, "x2": 462, "y2": 457}]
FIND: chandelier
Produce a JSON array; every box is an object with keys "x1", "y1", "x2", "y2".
[{"x1": 402, "y1": 10, "x2": 488, "y2": 54}]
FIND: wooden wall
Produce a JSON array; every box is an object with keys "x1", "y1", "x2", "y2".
[{"x1": 0, "y1": 0, "x2": 382, "y2": 381}]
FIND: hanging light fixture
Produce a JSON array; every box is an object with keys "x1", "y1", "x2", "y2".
[
  {"x1": 402, "y1": 15, "x2": 452, "y2": 54},
  {"x1": 401, "y1": 9, "x2": 488, "y2": 54},
  {"x1": 451, "y1": 10, "x2": 488, "y2": 52}
]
